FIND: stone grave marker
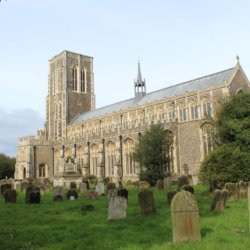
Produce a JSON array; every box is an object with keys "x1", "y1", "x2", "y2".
[
  {"x1": 3, "y1": 189, "x2": 17, "y2": 203},
  {"x1": 156, "y1": 180, "x2": 164, "y2": 190},
  {"x1": 239, "y1": 180, "x2": 248, "y2": 199},
  {"x1": 210, "y1": 189, "x2": 224, "y2": 212},
  {"x1": 171, "y1": 190, "x2": 201, "y2": 244},
  {"x1": 108, "y1": 189, "x2": 127, "y2": 220},
  {"x1": 164, "y1": 177, "x2": 172, "y2": 189},
  {"x1": 138, "y1": 189, "x2": 156, "y2": 215},
  {"x1": 80, "y1": 182, "x2": 88, "y2": 193},
  {"x1": 96, "y1": 182, "x2": 105, "y2": 195}
]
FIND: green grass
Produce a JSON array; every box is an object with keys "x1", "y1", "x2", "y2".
[{"x1": 0, "y1": 185, "x2": 249, "y2": 250}]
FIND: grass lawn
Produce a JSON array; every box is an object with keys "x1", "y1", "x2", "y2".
[{"x1": 0, "y1": 185, "x2": 249, "y2": 250}]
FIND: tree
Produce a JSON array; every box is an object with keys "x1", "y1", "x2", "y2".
[
  {"x1": 0, "y1": 153, "x2": 16, "y2": 180},
  {"x1": 133, "y1": 123, "x2": 173, "y2": 186},
  {"x1": 200, "y1": 93, "x2": 250, "y2": 188}
]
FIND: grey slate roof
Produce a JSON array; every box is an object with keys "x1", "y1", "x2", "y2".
[{"x1": 71, "y1": 67, "x2": 235, "y2": 124}]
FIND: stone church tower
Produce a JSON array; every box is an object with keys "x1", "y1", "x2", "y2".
[{"x1": 45, "y1": 51, "x2": 95, "y2": 140}]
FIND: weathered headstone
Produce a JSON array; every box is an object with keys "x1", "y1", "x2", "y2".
[
  {"x1": 96, "y1": 183, "x2": 105, "y2": 195},
  {"x1": 3, "y1": 189, "x2": 17, "y2": 203},
  {"x1": 80, "y1": 182, "x2": 88, "y2": 193},
  {"x1": 87, "y1": 190, "x2": 99, "y2": 200},
  {"x1": 171, "y1": 190, "x2": 201, "y2": 244},
  {"x1": 0, "y1": 184, "x2": 11, "y2": 196},
  {"x1": 26, "y1": 185, "x2": 41, "y2": 203},
  {"x1": 138, "y1": 189, "x2": 156, "y2": 215},
  {"x1": 156, "y1": 180, "x2": 164, "y2": 190},
  {"x1": 164, "y1": 177, "x2": 172, "y2": 189},
  {"x1": 210, "y1": 189, "x2": 224, "y2": 212},
  {"x1": 108, "y1": 190, "x2": 127, "y2": 220},
  {"x1": 221, "y1": 188, "x2": 229, "y2": 207},
  {"x1": 239, "y1": 180, "x2": 248, "y2": 199},
  {"x1": 225, "y1": 182, "x2": 235, "y2": 201},
  {"x1": 66, "y1": 189, "x2": 78, "y2": 200}
]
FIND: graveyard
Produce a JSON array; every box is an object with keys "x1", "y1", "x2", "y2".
[{"x1": 0, "y1": 182, "x2": 249, "y2": 250}]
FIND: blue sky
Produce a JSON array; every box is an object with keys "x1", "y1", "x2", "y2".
[{"x1": 0, "y1": 0, "x2": 250, "y2": 157}]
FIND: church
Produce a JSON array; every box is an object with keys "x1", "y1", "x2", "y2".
[{"x1": 15, "y1": 50, "x2": 250, "y2": 185}]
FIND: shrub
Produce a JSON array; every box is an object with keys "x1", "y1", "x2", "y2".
[
  {"x1": 66, "y1": 189, "x2": 78, "y2": 200},
  {"x1": 70, "y1": 182, "x2": 77, "y2": 189},
  {"x1": 82, "y1": 174, "x2": 98, "y2": 184}
]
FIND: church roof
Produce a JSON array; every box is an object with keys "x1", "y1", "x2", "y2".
[{"x1": 71, "y1": 67, "x2": 234, "y2": 124}]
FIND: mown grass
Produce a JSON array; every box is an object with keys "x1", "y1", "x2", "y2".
[{"x1": 0, "y1": 185, "x2": 249, "y2": 250}]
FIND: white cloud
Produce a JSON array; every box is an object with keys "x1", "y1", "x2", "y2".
[{"x1": 0, "y1": 108, "x2": 44, "y2": 157}]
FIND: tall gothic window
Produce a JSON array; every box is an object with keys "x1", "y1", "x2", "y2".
[
  {"x1": 203, "y1": 102, "x2": 212, "y2": 117},
  {"x1": 90, "y1": 144, "x2": 98, "y2": 176},
  {"x1": 191, "y1": 102, "x2": 199, "y2": 120},
  {"x1": 80, "y1": 67, "x2": 87, "y2": 93},
  {"x1": 106, "y1": 142, "x2": 115, "y2": 176},
  {"x1": 201, "y1": 124, "x2": 213, "y2": 157},
  {"x1": 73, "y1": 66, "x2": 78, "y2": 91},
  {"x1": 124, "y1": 139, "x2": 136, "y2": 175}
]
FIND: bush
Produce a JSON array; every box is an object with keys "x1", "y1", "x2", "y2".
[
  {"x1": 70, "y1": 182, "x2": 77, "y2": 189},
  {"x1": 82, "y1": 174, "x2": 98, "y2": 184},
  {"x1": 200, "y1": 145, "x2": 250, "y2": 188},
  {"x1": 66, "y1": 189, "x2": 78, "y2": 200}
]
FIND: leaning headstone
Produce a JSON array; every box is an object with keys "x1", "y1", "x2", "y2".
[
  {"x1": 210, "y1": 189, "x2": 224, "y2": 212},
  {"x1": 164, "y1": 177, "x2": 172, "y2": 189},
  {"x1": 108, "y1": 190, "x2": 127, "y2": 220},
  {"x1": 53, "y1": 186, "x2": 64, "y2": 201},
  {"x1": 117, "y1": 188, "x2": 128, "y2": 200},
  {"x1": 96, "y1": 183, "x2": 105, "y2": 195},
  {"x1": 171, "y1": 190, "x2": 201, "y2": 244},
  {"x1": 138, "y1": 189, "x2": 156, "y2": 215}
]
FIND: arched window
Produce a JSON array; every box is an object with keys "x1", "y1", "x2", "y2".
[
  {"x1": 106, "y1": 142, "x2": 115, "y2": 176},
  {"x1": 178, "y1": 104, "x2": 187, "y2": 122},
  {"x1": 202, "y1": 98, "x2": 212, "y2": 117},
  {"x1": 90, "y1": 144, "x2": 98, "y2": 176},
  {"x1": 124, "y1": 139, "x2": 136, "y2": 175},
  {"x1": 80, "y1": 67, "x2": 87, "y2": 93},
  {"x1": 39, "y1": 163, "x2": 46, "y2": 177},
  {"x1": 76, "y1": 146, "x2": 84, "y2": 168},
  {"x1": 190, "y1": 101, "x2": 199, "y2": 120},
  {"x1": 72, "y1": 66, "x2": 78, "y2": 91},
  {"x1": 201, "y1": 123, "x2": 214, "y2": 157}
]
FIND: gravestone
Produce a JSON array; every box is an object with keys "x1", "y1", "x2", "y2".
[
  {"x1": 96, "y1": 183, "x2": 105, "y2": 195},
  {"x1": 225, "y1": 183, "x2": 235, "y2": 201},
  {"x1": 171, "y1": 190, "x2": 201, "y2": 244},
  {"x1": 0, "y1": 184, "x2": 11, "y2": 196},
  {"x1": 156, "y1": 180, "x2": 164, "y2": 190},
  {"x1": 239, "y1": 181, "x2": 248, "y2": 199},
  {"x1": 3, "y1": 189, "x2": 17, "y2": 203},
  {"x1": 66, "y1": 189, "x2": 78, "y2": 200},
  {"x1": 53, "y1": 186, "x2": 64, "y2": 201},
  {"x1": 164, "y1": 177, "x2": 172, "y2": 189},
  {"x1": 117, "y1": 188, "x2": 128, "y2": 200},
  {"x1": 26, "y1": 185, "x2": 41, "y2": 203},
  {"x1": 221, "y1": 188, "x2": 229, "y2": 207},
  {"x1": 80, "y1": 182, "x2": 88, "y2": 193},
  {"x1": 181, "y1": 184, "x2": 194, "y2": 194},
  {"x1": 108, "y1": 189, "x2": 127, "y2": 220},
  {"x1": 210, "y1": 189, "x2": 224, "y2": 212},
  {"x1": 138, "y1": 189, "x2": 156, "y2": 215}
]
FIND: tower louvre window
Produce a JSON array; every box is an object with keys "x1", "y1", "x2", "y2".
[
  {"x1": 80, "y1": 67, "x2": 87, "y2": 93},
  {"x1": 73, "y1": 66, "x2": 78, "y2": 91}
]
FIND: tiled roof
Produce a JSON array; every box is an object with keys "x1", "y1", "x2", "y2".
[{"x1": 71, "y1": 67, "x2": 234, "y2": 124}]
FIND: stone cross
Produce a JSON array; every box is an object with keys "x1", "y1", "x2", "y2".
[{"x1": 171, "y1": 190, "x2": 201, "y2": 244}]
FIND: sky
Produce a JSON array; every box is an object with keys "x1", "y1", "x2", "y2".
[{"x1": 0, "y1": 0, "x2": 250, "y2": 157}]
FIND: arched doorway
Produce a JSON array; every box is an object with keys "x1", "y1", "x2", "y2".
[{"x1": 23, "y1": 167, "x2": 26, "y2": 179}]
